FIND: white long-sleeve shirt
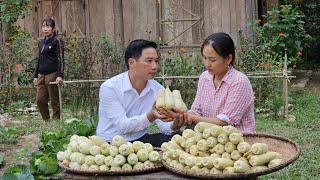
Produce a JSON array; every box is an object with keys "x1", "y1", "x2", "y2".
[{"x1": 96, "y1": 71, "x2": 174, "y2": 142}]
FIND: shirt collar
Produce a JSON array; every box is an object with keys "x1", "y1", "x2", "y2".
[
  {"x1": 221, "y1": 67, "x2": 235, "y2": 84},
  {"x1": 122, "y1": 71, "x2": 154, "y2": 95},
  {"x1": 203, "y1": 67, "x2": 235, "y2": 84},
  {"x1": 44, "y1": 34, "x2": 55, "y2": 43},
  {"x1": 123, "y1": 71, "x2": 133, "y2": 92}
]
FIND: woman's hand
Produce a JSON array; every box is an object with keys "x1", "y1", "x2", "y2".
[
  {"x1": 171, "y1": 113, "x2": 185, "y2": 130},
  {"x1": 185, "y1": 112, "x2": 194, "y2": 125},
  {"x1": 56, "y1": 77, "x2": 63, "y2": 85},
  {"x1": 33, "y1": 78, "x2": 38, "y2": 88},
  {"x1": 174, "y1": 109, "x2": 193, "y2": 125}
]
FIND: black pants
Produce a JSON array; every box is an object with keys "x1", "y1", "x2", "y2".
[{"x1": 135, "y1": 133, "x2": 173, "y2": 147}]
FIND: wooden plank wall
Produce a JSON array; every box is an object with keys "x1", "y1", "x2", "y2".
[
  {"x1": 203, "y1": 0, "x2": 257, "y2": 46},
  {"x1": 171, "y1": 0, "x2": 193, "y2": 45},
  {"x1": 123, "y1": 0, "x2": 158, "y2": 44},
  {"x1": 8, "y1": 0, "x2": 258, "y2": 48}
]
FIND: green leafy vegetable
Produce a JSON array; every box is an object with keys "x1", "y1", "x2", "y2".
[
  {"x1": 29, "y1": 151, "x2": 58, "y2": 175},
  {"x1": 2, "y1": 164, "x2": 34, "y2": 180},
  {"x1": 67, "y1": 121, "x2": 95, "y2": 136}
]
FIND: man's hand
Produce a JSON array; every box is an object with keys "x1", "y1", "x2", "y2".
[
  {"x1": 33, "y1": 78, "x2": 38, "y2": 88},
  {"x1": 56, "y1": 77, "x2": 63, "y2": 85},
  {"x1": 158, "y1": 108, "x2": 181, "y2": 121},
  {"x1": 148, "y1": 109, "x2": 173, "y2": 122},
  {"x1": 147, "y1": 105, "x2": 175, "y2": 122},
  {"x1": 157, "y1": 108, "x2": 187, "y2": 130}
]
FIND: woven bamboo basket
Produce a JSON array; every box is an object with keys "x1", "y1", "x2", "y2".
[
  {"x1": 59, "y1": 162, "x2": 163, "y2": 176},
  {"x1": 162, "y1": 133, "x2": 300, "y2": 179},
  {"x1": 59, "y1": 147, "x2": 163, "y2": 176}
]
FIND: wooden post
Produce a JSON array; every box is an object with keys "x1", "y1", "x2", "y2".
[
  {"x1": 9, "y1": 64, "x2": 12, "y2": 101},
  {"x1": 191, "y1": 0, "x2": 200, "y2": 44},
  {"x1": 113, "y1": 0, "x2": 124, "y2": 49},
  {"x1": 84, "y1": 0, "x2": 90, "y2": 38},
  {"x1": 58, "y1": 84, "x2": 63, "y2": 120},
  {"x1": 283, "y1": 49, "x2": 289, "y2": 118},
  {"x1": 199, "y1": 0, "x2": 204, "y2": 41},
  {"x1": 156, "y1": 0, "x2": 161, "y2": 40}
]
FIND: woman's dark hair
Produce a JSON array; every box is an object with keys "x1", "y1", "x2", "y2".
[
  {"x1": 42, "y1": 18, "x2": 56, "y2": 36},
  {"x1": 201, "y1": 32, "x2": 235, "y2": 65},
  {"x1": 42, "y1": 18, "x2": 55, "y2": 29},
  {"x1": 124, "y1": 39, "x2": 157, "y2": 69}
]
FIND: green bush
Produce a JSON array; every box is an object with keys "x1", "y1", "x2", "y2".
[
  {"x1": 0, "y1": 0, "x2": 31, "y2": 23},
  {"x1": 238, "y1": 5, "x2": 310, "y2": 71}
]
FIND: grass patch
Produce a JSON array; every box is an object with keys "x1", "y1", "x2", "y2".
[
  {"x1": 257, "y1": 89, "x2": 320, "y2": 179},
  {"x1": 12, "y1": 115, "x2": 66, "y2": 136}
]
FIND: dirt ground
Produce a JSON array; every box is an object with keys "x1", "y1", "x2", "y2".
[
  {"x1": 0, "y1": 116, "x2": 40, "y2": 175},
  {"x1": 308, "y1": 70, "x2": 320, "y2": 95},
  {"x1": 291, "y1": 70, "x2": 320, "y2": 95}
]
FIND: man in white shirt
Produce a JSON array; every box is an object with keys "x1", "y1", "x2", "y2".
[{"x1": 96, "y1": 39, "x2": 185, "y2": 147}]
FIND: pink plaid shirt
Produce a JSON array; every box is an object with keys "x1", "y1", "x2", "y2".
[{"x1": 191, "y1": 67, "x2": 256, "y2": 133}]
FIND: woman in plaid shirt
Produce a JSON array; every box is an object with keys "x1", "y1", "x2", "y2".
[{"x1": 184, "y1": 32, "x2": 256, "y2": 133}]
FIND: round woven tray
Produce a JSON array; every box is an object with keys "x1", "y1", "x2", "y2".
[
  {"x1": 59, "y1": 147, "x2": 163, "y2": 176},
  {"x1": 59, "y1": 162, "x2": 163, "y2": 176},
  {"x1": 162, "y1": 133, "x2": 300, "y2": 179}
]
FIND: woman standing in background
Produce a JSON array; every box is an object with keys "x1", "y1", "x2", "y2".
[{"x1": 34, "y1": 18, "x2": 64, "y2": 121}]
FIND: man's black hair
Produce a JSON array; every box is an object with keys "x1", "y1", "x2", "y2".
[{"x1": 124, "y1": 39, "x2": 157, "y2": 69}]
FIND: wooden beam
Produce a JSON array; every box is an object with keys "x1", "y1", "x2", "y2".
[
  {"x1": 84, "y1": 0, "x2": 90, "y2": 37},
  {"x1": 113, "y1": 0, "x2": 124, "y2": 49},
  {"x1": 35, "y1": 0, "x2": 77, "y2": 1},
  {"x1": 191, "y1": 0, "x2": 201, "y2": 44},
  {"x1": 156, "y1": 0, "x2": 161, "y2": 39},
  {"x1": 199, "y1": 0, "x2": 205, "y2": 41}
]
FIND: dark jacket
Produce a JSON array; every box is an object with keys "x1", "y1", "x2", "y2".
[{"x1": 35, "y1": 34, "x2": 64, "y2": 78}]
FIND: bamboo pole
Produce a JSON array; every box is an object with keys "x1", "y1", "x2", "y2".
[
  {"x1": 283, "y1": 49, "x2": 289, "y2": 119},
  {"x1": 48, "y1": 72, "x2": 295, "y2": 121},
  {"x1": 8, "y1": 64, "x2": 11, "y2": 101},
  {"x1": 49, "y1": 79, "x2": 108, "y2": 84},
  {"x1": 162, "y1": 19, "x2": 200, "y2": 22},
  {"x1": 246, "y1": 71, "x2": 292, "y2": 75},
  {"x1": 58, "y1": 84, "x2": 63, "y2": 120},
  {"x1": 48, "y1": 75, "x2": 296, "y2": 85}
]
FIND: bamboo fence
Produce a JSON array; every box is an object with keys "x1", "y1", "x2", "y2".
[{"x1": 50, "y1": 51, "x2": 295, "y2": 120}]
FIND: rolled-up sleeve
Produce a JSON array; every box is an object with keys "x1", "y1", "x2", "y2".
[
  {"x1": 99, "y1": 85, "x2": 150, "y2": 134},
  {"x1": 220, "y1": 80, "x2": 254, "y2": 126},
  {"x1": 155, "y1": 120, "x2": 174, "y2": 135}
]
